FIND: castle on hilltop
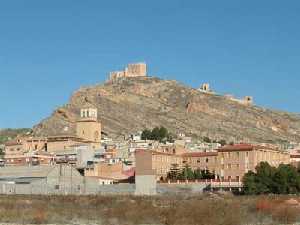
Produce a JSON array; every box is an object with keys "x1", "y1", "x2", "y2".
[{"x1": 108, "y1": 62, "x2": 147, "y2": 81}]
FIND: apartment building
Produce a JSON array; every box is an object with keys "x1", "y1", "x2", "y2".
[
  {"x1": 215, "y1": 144, "x2": 290, "y2": 181},
  {"x1": 135, "y1": 149, "x2": 182, "y2": 180},
  {"x1": 182, "y1": 151, "x2": 218, "y2": 173}
]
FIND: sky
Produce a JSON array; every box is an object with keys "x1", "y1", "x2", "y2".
[{"x1": 0, "y1": 0, "x2": 300, "y2": 128}]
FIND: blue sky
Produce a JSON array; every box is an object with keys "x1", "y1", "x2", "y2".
[{"x1": 1, "y1": 0, "x2": 300, "y2": 128}]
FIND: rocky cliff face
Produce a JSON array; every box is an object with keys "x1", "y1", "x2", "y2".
[{"x1": 33, "y1": 77, "x2": 300, "y2": 143}]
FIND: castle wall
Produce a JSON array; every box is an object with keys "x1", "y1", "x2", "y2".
[{"x1": 108, "y1": 63, "x2": 147, "y2": 81}]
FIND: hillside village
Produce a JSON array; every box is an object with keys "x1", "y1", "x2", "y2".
[{"x1": 1, "y1": 63, "x2": 300, "y2": 195}]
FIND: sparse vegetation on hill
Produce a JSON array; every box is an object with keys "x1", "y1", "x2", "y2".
[
  {"x1": 32, "y1": 77, "x2": 300, "y2": 143},
  {"x1": 141, "y1": 126, "x2": 173, "y2": 142},
  {"x1": 0, "y1": 128, "x2": 32, "y2": 144}
]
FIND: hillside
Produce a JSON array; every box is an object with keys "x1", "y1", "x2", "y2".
[
  {"x1": 0, "y1": 128, "x2": 32, "y2": 144},
  {"x1": 33, "y1": 77, "x2": 300, "y2": 143}
]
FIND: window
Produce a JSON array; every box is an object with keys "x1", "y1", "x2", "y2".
[
  {"x1": 55, "y1": 185, "x2": 60, "y2": 190},
  {"x1": 206, "y1": 158, "x2": 209, "y2": 163},
  {"x1": 94, "y1": 131, "x2": 99, "y2": 140}
]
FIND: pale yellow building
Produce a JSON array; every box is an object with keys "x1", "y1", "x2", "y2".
[
  {"x1": 5, "y1": 107, "x2": 102, "y2": 158},
  {"x1": 76, "y1": 108, "x2": 101, "y2": 144},
  {"x1": 135, "y1": 149, "x2": 182, "y2": 180},
  {"x1": 182, "y1": 152, "x2": 218, "y2": 173},
  {"x1": 5, "y1": 137, "x2": 47, "y2": 156},
  {"x1": 215, "y1": 144, "x2": 290, "y2": 181}
]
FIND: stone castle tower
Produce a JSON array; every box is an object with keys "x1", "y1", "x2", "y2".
[
  {"x1": 76, "y1": 108, "x2": 101, "y2": 145},
  {"x1": 109, "y1": 62, "x2": 147, "y2": 81}
]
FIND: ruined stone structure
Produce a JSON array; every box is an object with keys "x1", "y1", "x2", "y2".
[
  {"x1": 243, "y1": 96, "x2": 253, "y2": 105},
  {"x1": 199, "y1": 83, "x2": 210, "y2": 92},
  {"x1": 109, "y1": 63, "x2": 147, "y2": 81},
  {"x1": 225, "y1": 95, "x2": 254, "y2": 106}
]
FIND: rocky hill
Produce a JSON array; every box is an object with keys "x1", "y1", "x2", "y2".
[{"x1": 33, "y1": 77, "x2": 300, "y2": 144}]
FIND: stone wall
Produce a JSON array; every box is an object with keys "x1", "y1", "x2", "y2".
[{"x1": 0, "y1": 181, "x2": 207, "y2": 196}]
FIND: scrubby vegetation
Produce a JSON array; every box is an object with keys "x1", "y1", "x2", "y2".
[
  {"x1": 141, "y1": 126, "x2": 173, "y2": 142},
  {"x1": 167, "y1": 164, "x2": 215, "y2": 181},
  {"x1": 0, "y1": 194, "x2": 299, "y2": 225},
  {"x1": 243, "y1": 162, "x2": 300, "y2": 195},
  {"x1": 0, "y1": 128, "x2": 32, "y2": 144}
]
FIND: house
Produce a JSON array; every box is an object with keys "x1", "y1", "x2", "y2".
[
  {"x1": 4, "y1": 152, "x2": 55, "y2": 166},
  {"x1": 85, "y1": 161, "x2": 134, "y2": 184}
]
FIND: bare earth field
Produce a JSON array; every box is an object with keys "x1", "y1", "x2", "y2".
[{"x1": 0, "y1": 194, "x2": 300, "y2": 225}]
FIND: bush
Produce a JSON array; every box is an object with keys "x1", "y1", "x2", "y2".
[
  {"x1": 243, "y1": 162, "x2": 300, "y2": 195},
  {"x1": 141, "y1": 126, "x2": 173, "y2": 142}
]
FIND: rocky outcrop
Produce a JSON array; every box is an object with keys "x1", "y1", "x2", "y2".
[{"x1": 33, "y1": 77, "x2": 300, "y2": 143}]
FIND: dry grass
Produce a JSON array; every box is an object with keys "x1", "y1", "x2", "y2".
[{"x1": 0, "y1": 194, "x2": 299, "y2": 225}]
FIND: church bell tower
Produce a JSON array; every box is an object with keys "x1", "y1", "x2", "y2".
[{"x1": 76, "y1": 108, "x2": 101, "y2": 144}]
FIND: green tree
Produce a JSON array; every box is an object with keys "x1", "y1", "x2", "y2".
[
  {"x1": 243, "y1": 162, "x2": 300, "y2": 195},
  {"x1": 141, "y1": 129, "x2": 152, "y2": 140},
  {"x1": 218, "y1": 139, "x2": 227, "y2": 146},
  {"x1": 243, "y1": 171, "x2": 259, "y2": 195},
  {"x1": 273, "y1": 164, "x2": 300, "y2": 194},
  {"x1": 180, "y1": 165, "x2": 195, "y2": 180},
  {"x1": 167, "y1": 163, "x2": 181, "y2": 181},
  {"x1": 255, "y1": 162, "x2": 276, "y2": 194},
  {"x1": 201, "y1": 170, "x2": 215, "y2": 179},
  {"x1": 141, "y1": 126, "x2": 170, "y2": 143},
  {"x1": 158, "y1": 127, "x2": 168, "y2": 142},
  {"x1": 203, "y1": 136, "x2": 211, "y2": 143},
  {"x1": 151, "y1": 127, "x2": 160, "y2": 140},
  {"x1": 194, "y1": 169, "x2": 202, "y2": 179}
]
